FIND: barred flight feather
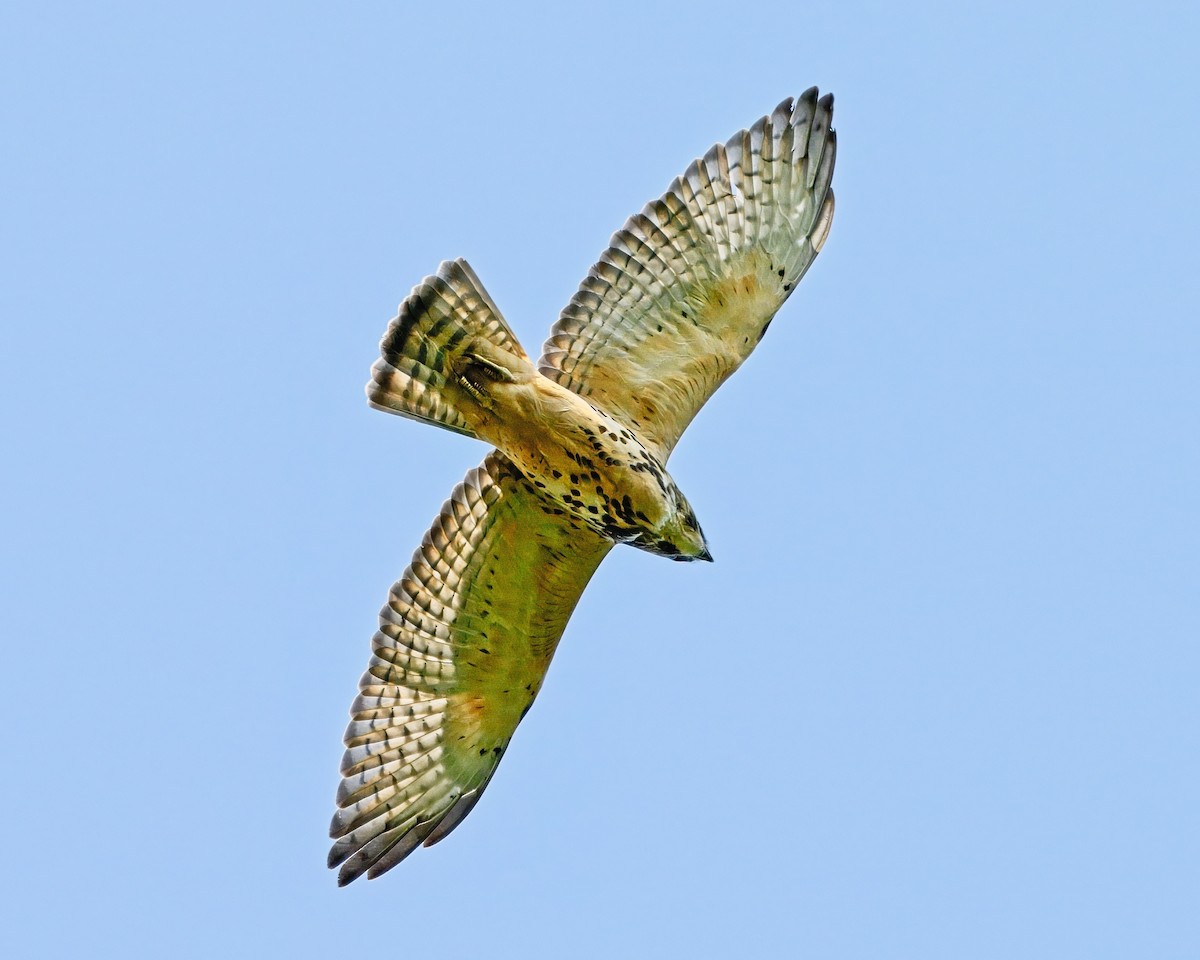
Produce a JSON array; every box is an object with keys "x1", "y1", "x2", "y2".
[
  {"x1": 330, "y1": 452, "x2": 611, "y2": 884},
  {"x1": 538, "y1": 88, "x2": 836, "y2": 459}
]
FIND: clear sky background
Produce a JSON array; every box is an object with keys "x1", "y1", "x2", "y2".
[{"x1": 3, "y1": 2, "x2": 1197, "y2": 957}]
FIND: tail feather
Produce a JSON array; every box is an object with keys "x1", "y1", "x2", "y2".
[{"x1": 367, "y1": 259, "x2": 531, "y2": 439}]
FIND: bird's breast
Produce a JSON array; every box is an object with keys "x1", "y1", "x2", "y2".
[{"x1": 482, "y1": 376, "x2": 673, "y2": 543}]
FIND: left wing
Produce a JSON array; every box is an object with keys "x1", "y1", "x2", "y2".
[
  {"x1": 538, "y1": 90, "x2": 836, "y2": 461},
  {"x1": 329, "y1": 452, "x2": 612, "y2": 884}
]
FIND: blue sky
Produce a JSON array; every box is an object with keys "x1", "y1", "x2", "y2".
[{"x1": 3, "y1": 2, "x2": 1198, "y2": 957}]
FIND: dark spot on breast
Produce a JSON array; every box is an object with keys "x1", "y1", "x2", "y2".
[{"x1": 778, "y1": 268, "x2": 785, "y2": 277}]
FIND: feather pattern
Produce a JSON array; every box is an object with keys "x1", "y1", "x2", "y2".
[
  {"x1": 329, "y1": 452, "x2": 611, "y2": 884},
  {"x1": 368, "y1": 258, "x2": 530, "y2": 439},
  {"x1": 538, "y1": 89, "x2": 836, "y2": 460}
]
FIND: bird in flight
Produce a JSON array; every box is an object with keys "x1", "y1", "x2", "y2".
[{"x1": 330, "y1": 89, "x2": 836, "y2": 884}]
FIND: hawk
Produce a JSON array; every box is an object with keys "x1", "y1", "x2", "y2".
[{"x1": 330, "y1": 90, "x2": 836, "y2": 884}]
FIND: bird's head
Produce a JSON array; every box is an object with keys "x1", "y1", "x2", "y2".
[{"x1": 647, "y1": 487, "x2": 711, "y2": 562}]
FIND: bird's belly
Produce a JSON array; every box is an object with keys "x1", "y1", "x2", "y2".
[{"x1": 486, "y1": 383, "x2": 672, "y2": 543}]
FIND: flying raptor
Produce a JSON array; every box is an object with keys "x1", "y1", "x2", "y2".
[{"x1": 330, "y1": 90, "x2": 836, "y2": 884}]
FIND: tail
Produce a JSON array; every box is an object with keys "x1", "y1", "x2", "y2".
[{"x1": 367, "y1": 259, "x2": 532, "y2": 439}]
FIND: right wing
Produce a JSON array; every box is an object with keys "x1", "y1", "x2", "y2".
[{"x1": 329, "y1": 451, "x2": 613, "y2": 884}]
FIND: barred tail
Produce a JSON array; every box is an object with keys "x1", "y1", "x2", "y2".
[{"x1": 367, "y1": 259, "x2": 532, "y2": 439}]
